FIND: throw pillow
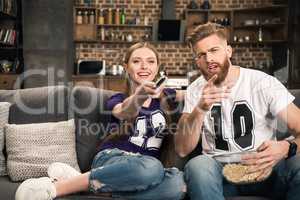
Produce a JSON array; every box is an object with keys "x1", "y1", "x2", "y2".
[
  {"x1": 5, "y1": 119, "x2": 80, "y2": 181},
  {"x1": 0, "y1": 102, "x2": 11, "y2": 176}
]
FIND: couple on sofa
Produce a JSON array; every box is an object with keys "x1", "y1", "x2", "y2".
[{"x1": 16, "y1": 23, "x2": 300, "y2": 200}]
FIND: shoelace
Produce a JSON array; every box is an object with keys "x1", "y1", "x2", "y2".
[{"x1": 46, "y1": 190, "x2": 53, "y2": 200}]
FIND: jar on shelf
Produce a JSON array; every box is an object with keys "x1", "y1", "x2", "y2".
[
  {"x1": 76, "y1": 10, "x2": 83, "y2": 24},
  {"x1": 98, "y1": 9, "x2": 104, "y2": 25},
  {"x1": 89, "y1": 10, "x2": 95, "y2": 24},
  {"x1": 115, "y1": 8, "x2": 120, "y2": 25},
  {"x1": 83, "y1": 10, "x2": 89, "y2": 24},
  {"x1": 126, "y1": 34, "x2": 133, "y2": 42},
  {"x1": 100, "y1": 27, "x2": 105, "y2": 41},
  {"x1": 144, "y1": 16, "x2": 149, "y2": 26},
  {"x1": 134, "y1": 9, "x2": 141, "y2": 25},
  {"x1": 107, "y1": 8, "x2": 113, "y2": 24}
]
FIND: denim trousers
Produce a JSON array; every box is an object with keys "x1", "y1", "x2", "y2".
[
  {"x1": 88, "y1": 148, "x2": 185, "y2": 200},
  {"x1": 184, "y1": 154, "x2": 300, "y2": 200}
]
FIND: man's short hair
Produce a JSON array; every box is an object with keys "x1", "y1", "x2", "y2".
[{"x1": 187, "y1": 22, "x2": 228, "y2": 48}]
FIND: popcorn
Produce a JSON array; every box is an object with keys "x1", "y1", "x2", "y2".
[{"x1": 222, "y1": 163, "x2": 270, "y2": 184}]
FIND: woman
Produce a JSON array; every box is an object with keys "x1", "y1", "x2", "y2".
[{"x1": 15, "y1": 42, "x2": 186, "y2": 200}]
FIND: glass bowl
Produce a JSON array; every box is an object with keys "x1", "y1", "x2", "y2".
[{"x1": 212, "y1": 151, "x2": 271, "y2": 184}]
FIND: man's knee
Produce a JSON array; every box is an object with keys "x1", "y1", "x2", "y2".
[
  {"x1": 185, "y1": 155, "x2": 217, "y2": 175},
  {"x1": 286, "y1": 155, "x2": 300, "y2": 179}
]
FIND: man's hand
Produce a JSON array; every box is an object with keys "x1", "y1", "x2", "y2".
[
  {"x1": 241, "y1": 140, "x2": 290, "y2": 180},
  {"x1": 197, "y1": 74, "x2": 232, "y2": 111}
]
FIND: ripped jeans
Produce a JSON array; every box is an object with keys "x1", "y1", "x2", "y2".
[{"x1": 88, "y1": 148, "x2": 185, "y2": 200}]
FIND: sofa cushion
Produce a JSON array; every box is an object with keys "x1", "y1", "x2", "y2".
[
  {"x1": 5, "y1": 119, "x2": 80, "y2": 181},
  {"x1": 0, "y1": 102, "x2": 10, "y2": 176},
  {"x1": 275, "y1": 89, "x2": 300, "y2": 140},
  {"x1": 70, "y1": 87, "x2": 115, "y2": 172},
  {"x1": 0, "y1": 86, "x2": 69, "y2": 124}
]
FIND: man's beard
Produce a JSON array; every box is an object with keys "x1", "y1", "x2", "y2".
[{"x1": 200, "y1": 58, "x2": 230, "y2": 85}]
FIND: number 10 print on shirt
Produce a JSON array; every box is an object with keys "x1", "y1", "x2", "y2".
[{"x1": 210, "y1": 101, "x2": 255, "y2": 151}]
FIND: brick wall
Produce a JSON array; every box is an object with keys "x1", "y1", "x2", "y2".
[{"x1": 75, "y1": 0, "x2": 275, "y2": 76}]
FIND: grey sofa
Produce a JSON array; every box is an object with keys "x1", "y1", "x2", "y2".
[{"x1": 0, "y1": 85, "x2": 299, "y2": 200}]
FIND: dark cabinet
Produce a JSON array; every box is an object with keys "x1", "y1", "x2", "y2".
[
  {"x1": 0, "y1": 0, "x2": 23, "y2": 89},
  {"x1": 288, "y1": 0, "x2": 300, "y2": 88}
]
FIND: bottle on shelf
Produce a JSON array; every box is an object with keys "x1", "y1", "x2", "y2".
[
  {"x1": 134, "y1": 9, "x2": 141, "y2": 25},
  {"x1": 83, "y1": 10, "x2": 89, "y2": 24},
  {"x1": 98, "y1": 9, "x2": 104, "y2": 25},
  {"x1": 144, "y1": 16, "x2": 149, "y2": 26},
  {"x1": 107, "y1": 8, "x2": 113, "y2": 24},
  {"x1": 225, "y1": 18, "x2": 230, "y2": 26},
  {"x1": 201, "y1": 0, "x2": 211, "y2": 9},
  {"x1": 120, "y1": 8, "x2": 126, "y2": 25},
  {"x1": 89, "y1": 10, "x2": 95, "y2": 24},
  {"x1": 115, "y1": 8, "x2": 120, "y2": 25},
  {"x1": 213, "y1": 17, "x2": 217, "y2": 24},
  {"x1": 258, "y1": 27, "x2": 263, "y2": 42},
  {"x1": 76, "y1": 10, "x2": 83, "y2": 24},
  {"x1": 187, "y1": 0, "x2": 198, "y2": 9},
  {"x1": 100, "y1": 27, "x2": 105, "y2": 40}
]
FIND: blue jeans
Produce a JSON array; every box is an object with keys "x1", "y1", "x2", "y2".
[
  {"x1": 88, "y1": 148, "x2": 185, "y2": 200},
  {"x1": 184, "y1": 154, "x2": 300, "y2": 200}
]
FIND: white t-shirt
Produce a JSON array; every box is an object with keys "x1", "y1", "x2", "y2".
[{"x1": 183, "y1": 67, "x2": 295, "y2": 156}]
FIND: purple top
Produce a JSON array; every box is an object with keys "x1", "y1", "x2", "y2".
[{"x1": 99, "y1": 88, "x2": 176, "y2": 158}]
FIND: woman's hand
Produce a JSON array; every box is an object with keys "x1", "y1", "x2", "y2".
[{"x1": 135, "y1": 81, "x2": 163, "y2": 98}]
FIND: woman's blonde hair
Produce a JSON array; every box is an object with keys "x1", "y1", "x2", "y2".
[{"x1": 124, "y1": 42, "x2": 160, "y2": 65}]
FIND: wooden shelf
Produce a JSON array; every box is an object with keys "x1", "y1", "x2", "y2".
[
  {"x1": 74, "y1": 24, "x2": 152, "y2": 28},
  {"x1": 0, "y1": 73, "x2": 20, "y2": 90},
  {"x1": 74, "y1": 6, "x2": 97, "y2": 9},
  {"x1": 0, "y1": 47, "x2": 22, "y2": 54},
  {"x1": 231, "y1": 40, "x2": 287, "y2": 45},
  {"x1": 0, "y1": 47, "x2": 18, "y2": 51},
  {"x1": 234, "y1": 23, "x2": 287, "y2": 29},
  {"x1": 97, "y1": 24, "x2": 152, "y2": 28},
  {"x1": 98, "y1": 40, "x2": 145, "y2": 44},
  {"x1": 0, "y1": 42, "x2": 15, "y2": 46},
  {"x1": 0, "y1": 11, "x2": 16, "y2": 19},
  {"x1": 74, "y1": 39, "x2": 98, "y2": 43},
  {"x1": 186, "y1": 9, "x2": 231, "y2": 12},
  {"x1": 0, "y1": 72, "x2": 18, "y2": 75},
  {"x1": 72, "y1": 75, "x2": 125, "y2": 78},
  {"x1": 75, "y1": 23, "x2": 96, "y2": 26},
  {"x1": 74, "y1": 40, "x2": 146, "y2": 44},
  {"x1": 233, "y1": 5, "x2": 288, "y2": 12},
  {"x1": 186, "y1": 9, "x2": 209, "y2": 13}
]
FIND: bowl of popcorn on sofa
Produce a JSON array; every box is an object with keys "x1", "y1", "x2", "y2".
[{"x1": 213, "y1": 151, "x2": 272, "y2": 184}]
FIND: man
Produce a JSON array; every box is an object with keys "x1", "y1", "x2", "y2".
[{"x1": 175, "y1": 22, "x2": 300, "y2": 200}]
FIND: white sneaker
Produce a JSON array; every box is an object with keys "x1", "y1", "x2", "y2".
[
  {"x1": 47, "y1": 162, "x2": 81, "y2": 181},
  {"x1": 15, "y1": 177, "x2": 56, "y2": 200}
]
